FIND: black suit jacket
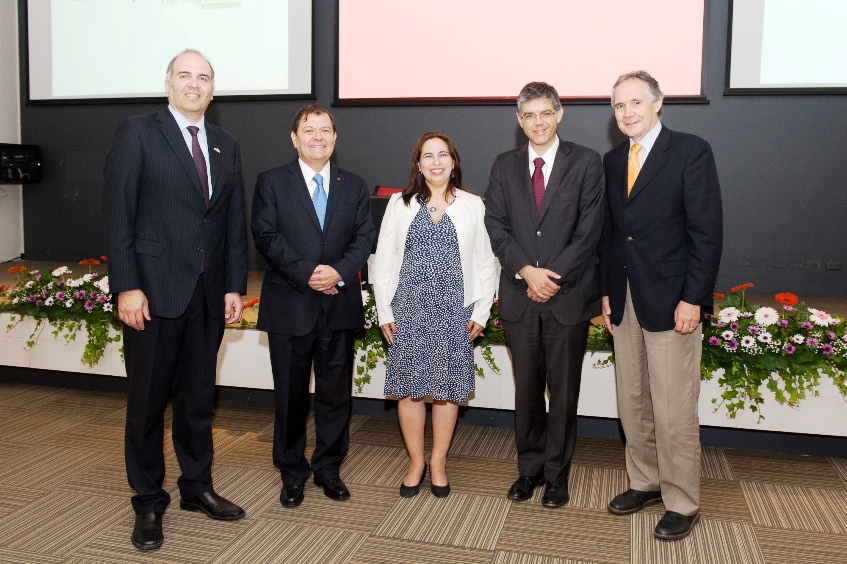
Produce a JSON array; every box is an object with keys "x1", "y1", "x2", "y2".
[
  {"x1": 251, "y1": 159, "x2": 375, "y2": 336},
  {"x1": 485, "y1": 140, "x2": 605, "y2": 325},
  {"x1": 599, "y1": 125, "x2": 723, "y2": 332},
  {"x1": 103, "y1": 108, "x2": 248, "y2": 319}
]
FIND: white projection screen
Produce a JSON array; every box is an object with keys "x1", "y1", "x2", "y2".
[
  {"x1": 726, "y1": 0, "x2": 847, "y2": 94},
  {"x1": 336, "y1": 0, "x2": 706, "y2": 105},
  {"x1": 26, "y1": 0, "x2": 313, "y2": 103}
]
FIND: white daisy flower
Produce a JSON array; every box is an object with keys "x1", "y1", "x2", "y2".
[
  {"x1": 52, "y1": 266, "x2": 69, "y2": 276},
  {"x1": 754, "y1": 307, "x2": 778, "y2": 327},
  {"x1": 807, "y1": 308, "x2": 834, "y2": 327},
  {"x1": 44, "y1": 297, "x2": 54, "y2": 306},
  {"x1": 65, "y1": 299, "x2": 74, "y2": 307},
  {"x1": 757, "y1": 332, "x2": 772, "y2": 343},
  {"x1": 792, "y1": 334, "x2": 805, "y2": 344},
  {"x1": 721, "y1": 330, "x2": 735, "y2": 340},
  {"x1": 741, "y1": 336, "x2": 756, "y2": 348},
  {"x1": 718, "y1": 307, "x2": 740, "y2": 323},
  {"x1": 103, "y1": 303, "x2": 113, "y2": 312}
]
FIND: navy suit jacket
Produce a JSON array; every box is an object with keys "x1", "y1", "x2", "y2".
[
  {"x1": 251, "y1": 159, "x2": 375, "y2": 336},
  {"x1": 599, "y1": 125, "x2": 723, "y2": 332},
  {"x1": 103, "y1": 108, "x2": 248, "y2": 319},
  {"x1": 484, "y1": 140, "x2": 605, "y2": 326}
]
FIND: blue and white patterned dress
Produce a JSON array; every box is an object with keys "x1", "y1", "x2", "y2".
[{"x1": 384, "y1": 202, "x2": 474, "y2": 402}]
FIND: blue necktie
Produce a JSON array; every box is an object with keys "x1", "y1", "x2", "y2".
[{"x1": 312, "y1": 173, "x2": 327, "y2": 230}]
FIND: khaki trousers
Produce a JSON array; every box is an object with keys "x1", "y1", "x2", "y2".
[{"x1": 613, "y1": 285, "x2": 702, "y2": 516}]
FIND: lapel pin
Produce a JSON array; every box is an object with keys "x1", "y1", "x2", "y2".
[
  {"x1": 336, "y1": 177, "x2": 341, "y2": 181},
  {"x1": 213, "y1": 147, "x2": 221, "y2": 153}
]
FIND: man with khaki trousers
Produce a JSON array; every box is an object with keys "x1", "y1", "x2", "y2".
[{"x1": 598, "y1": 71, "x2": 723, "y2": 540}]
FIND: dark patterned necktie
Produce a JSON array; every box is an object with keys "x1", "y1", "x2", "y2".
[
  {"x1": 532, "y1": 157, "x2": 545, "y2": 212},
  {"x1": 187, "y1": 125, "x2": 210, "y2": 209}
]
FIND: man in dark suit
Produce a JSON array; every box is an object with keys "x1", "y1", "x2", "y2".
[
  {"x1": 251, "y1": 105, "x2": 374, "y2": 508},
  {"x1": 103, "y1": 49, "x2": 248, "y2": 550},
  {"x1": 485, "y1": 82, "x2": 605, "y2": 508},
  {"x1": 599, "y1": 71, "x2": 723, "y2": 540}
]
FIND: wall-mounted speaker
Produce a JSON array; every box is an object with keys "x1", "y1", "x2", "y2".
[{"x1": 0, "y1": 143, "x2": 43, "y2": 184}]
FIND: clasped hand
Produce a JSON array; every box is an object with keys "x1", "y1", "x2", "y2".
[
  {"x1": 520, "y1": 265, "x2": 561, "y2": 303},
  {"x1": 309, "y1": 265, "x2": 341, "y2": 295}
]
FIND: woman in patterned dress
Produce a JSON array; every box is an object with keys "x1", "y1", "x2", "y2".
[{"x1": 371, "y1": 132, "x2": 498, "y2": 498}]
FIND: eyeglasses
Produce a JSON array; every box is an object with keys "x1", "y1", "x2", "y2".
[{"x1": 520, "y1": 110, "x2": 557, "y2": 121}]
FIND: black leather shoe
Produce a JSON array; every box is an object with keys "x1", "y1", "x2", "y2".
[
  {"x1": 654, "y1": 511, "x2": 700, "y2": 540},
  {"x1": 180, "y1": 490, "x2": 245, "y2": 520},
  {"x1": 430, "y1": 482, "x2": 450, "y2": 498},
  {"x1": 280, "y1": 484, "x2": 305, "y2": 507},
  {"x1": 541, "y1": 481, "x2": 570, "y2": 507},
  {"x1": 608, "y1": 489, "x2": 663, "y2": 515},
  {"x1": 314, "y1": 477, "x2": 350, "y2": 500},
  {"x1": 131, "y1": 512, "x2": 163, "y2": 550},
  {"x1": 400, "y1": 465, "x2": 427, "y2": 498},
  {"x1": 507, "y1": 475, "x2": 545, "y2": 501}
]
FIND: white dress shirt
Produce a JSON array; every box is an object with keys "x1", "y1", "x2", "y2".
[{"x1": 168, "y1": 105, "x2": 212, "y2": 196}]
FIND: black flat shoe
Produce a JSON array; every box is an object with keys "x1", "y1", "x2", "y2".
[
  {"x1": 400, "y1": 465, "x2": 427, "y2": 498},
  {"x1": 431, "y1": 482, "x2": 450, "y2": 498},
  {"x1": 280, "y1": 484, "x2": 305, "y2": 507},
  {"x1": 541, "y1": 481, "x2": 570, "y2": 507},
  {"x1": 654, "y1": 511, "x2": 700, "y2": 540},
  {"x1": 507, "y1": 475, "x2": 545, "y2": 501},
  {"x1": 608, "y1": 489, "x2": 662, "y2": 515},
  {"x1": 180, "y1": 490, "x2": 245, "y2": 520},
  {"x1": 314, "y1": 476, "x2": 351, "y2": 500},
  {"x1": 131, "y1": 512, "x2": 163, "y2": 550}
]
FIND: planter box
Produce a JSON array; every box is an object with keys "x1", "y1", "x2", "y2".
[{"x1": 2, "y1": 312, "x2": 845, "y2": 437}]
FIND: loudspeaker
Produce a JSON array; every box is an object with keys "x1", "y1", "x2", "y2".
[{"x1": 0, "y1": 143, "x2": 43, "y2": 184}]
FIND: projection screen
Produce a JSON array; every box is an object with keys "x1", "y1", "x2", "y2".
[
  {"x1": 336, "y1": 0, "x2": 706, "y2": 105},
  {"x1": 26, "y1": 0, "x2": 314, "y2": 103},
  {"x1": 726, "y1": 0, "x2": 847, "y2": 94}
]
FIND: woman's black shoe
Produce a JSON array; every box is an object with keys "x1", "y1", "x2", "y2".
[
  {"x1": 431, "y1": 482, "x2": 451, "y2": 498},
  {"x1": 400, "y1": 465, "x2": 427, "y2": 498}
]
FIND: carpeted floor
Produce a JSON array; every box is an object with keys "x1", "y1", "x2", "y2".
[{"x1": 0, "y1": 382, "x2": 845, "y2": 563}]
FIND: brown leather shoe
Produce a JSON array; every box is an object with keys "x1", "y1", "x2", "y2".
[
  {"x1": 180, "y1": 490, "x2": 245, "y2": 520},
  {"x1": 654, "y1": 511, "x2": 700, "y2": 540},
  {"x1": 608, "y1": 489, "x2": 662, "y2": 515}
]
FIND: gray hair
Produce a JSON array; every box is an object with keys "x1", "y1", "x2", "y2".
[
  {"x1": 516, "y1": 82, "x2": 562, "y2": 114},
  {"x1": 611, "y1": 70, "x2": 663, "y2": 116},
  {"x1": 165, "y1": 49, "x2": 215, "y2": 82}
]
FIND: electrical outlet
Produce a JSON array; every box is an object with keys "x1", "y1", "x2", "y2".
[
  {"x1": 826, "y1": 261, "x2": 843, "y2": 271},
  {"x1": 805, "y1": 259, "x2": 822, "y2": 269}
]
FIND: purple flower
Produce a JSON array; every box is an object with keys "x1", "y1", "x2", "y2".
[
  {"x1": 776, "y1": 319, "x2": 789, "y2": 328},
  {"x1": 84, "y1": 300, "x2": 94, "y2": 311},
  {"x1": 730, "y1": 322, "x2": 740, "y2": 331},
  {"x1": 35, "y1": 274, "x2": 42, "y2": 281},
  {"x1": 827, "y1": 331, "x2": 837, "y2": 341},
  {"x1": 822, "y1": 344, "x2": 834, "y2": 355},
  {"x1": 748, "y1": 326, "x2": 760, "y2": 335},
  {"x1": 740, "y1": 312, "x2": 754, "y2": 318},
  {"x1": 35, "y1": 300, "x2": 42, "y2": 306},
  {"x1": 89, "y1": 291, "x2": 98, "y2": 299},
  {"x1": 493, "y1": 319, "x2": 503, "y2": 328},
  {"x1": 90, "y1": 272, "x2": 99, "y2": 278},
  {"x1": 784, "y1": 343, "x2": 796, "y2": 354},
  {"x1": 75, "y1": 290, "x2": 86, "y2": 299},
  {"x1": 27, "y1": 295, "x2": 36, "y2": 302},
  {"x1": 55, "y1": 291, "x2": 65, "y2": 300},
  {"x1": 56, "y1": 279, "x2": 64, "y2": 287},
  {"x1": 363, "y1": 320, "x2": 372, "y2": 329},
  {"x1": 801, "y1": 321, "x2": 813, "y2": 330},
  {"x1": 704, "y1": 312, "x2": 714, "y2": 319},
  {"x1": 783, "y1": 305, "x2": 794, "y2": 311},
  {"x1": 97, "y1": 294, "x2": 108, "y2": 303},
  {"x1": 806, "y1": 338, "x2": 819, "y2": 348},
  {"x1": 727, "y1": 340, "x2": 739, "y2": 351},
  {"x1": 42, "y1": 291, "x2": 49, "y2": 299},
  {"x1": 716, "y1": 321, "x2": 726, "y2": 328},
  {"x1": 708, "y1": 336, "x2": 721, "y2": 346}
]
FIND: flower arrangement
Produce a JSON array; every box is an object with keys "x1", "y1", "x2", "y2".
[
  {"x1": 2, "y1": 259, "x2": 122, "y2": 366},
  {"x1": 587, "y1": 283, "x2": 847, "y2": 420},
  {"x1": 703, "y1": 284, "x2": 846, "y2": 419}
]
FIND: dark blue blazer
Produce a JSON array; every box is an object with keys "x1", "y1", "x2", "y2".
[
  {"x1": 251, "y1": 160, "x2": 375, "y2": 336},
  {"x1": 599, "y1": 126, "x2": 723, "y2": 332},
  {"x1": 103, "y1": 108, "x2": 248, "y2": 319}
]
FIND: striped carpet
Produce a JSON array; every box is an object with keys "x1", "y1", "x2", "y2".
[{"x1": 0, "y1": 382, "x2": 845, "y2": 563}]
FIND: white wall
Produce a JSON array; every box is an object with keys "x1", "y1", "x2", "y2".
[{"x1": 0, "y1": 0, "x2": 24, "y2": 262}]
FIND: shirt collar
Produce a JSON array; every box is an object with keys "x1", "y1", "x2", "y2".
[
  {"x1": 168, "y1": 105, "x2": 206, "y2": 134},
  {"x1": 630, "y1": 121, "x2": 662, "y2": 153},
  {"x1": 529, "y1": 135, "x2": 560, "y2": 162}
]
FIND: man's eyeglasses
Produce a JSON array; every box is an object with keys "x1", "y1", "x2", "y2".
[{"x1": 520, "y1": 110, "x2": 557, "y2": 121}]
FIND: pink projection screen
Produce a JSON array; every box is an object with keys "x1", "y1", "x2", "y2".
[{"x1": 336, "y1": 0, "x2": 706, "y2": 105}]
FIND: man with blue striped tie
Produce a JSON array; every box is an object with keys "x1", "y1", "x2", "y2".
[{"x1": 251, "y1": 105, "x2": 375, "y2": 508}]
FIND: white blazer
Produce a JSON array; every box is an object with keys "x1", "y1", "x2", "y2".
[{"x1": 371, "y1": 191, "x2": 498, "y2": 328}]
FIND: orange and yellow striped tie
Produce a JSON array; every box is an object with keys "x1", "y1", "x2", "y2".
[{"x1": 627, "y1": 143, "x2": 642, "y2": 196}]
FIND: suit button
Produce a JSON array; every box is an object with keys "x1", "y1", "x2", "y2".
[
  {"x1": 624, "y1": 265, "x2": 627, "y2": 270},
  {"x1": 322, "y1": 241, "x2": 327, "y2": 246},
  {"x1": 198, "y1": 248, "x2": 203, "y2": 253},
  {"x1": 536, "y1": 231, "x2": 541, "y2": 236},
  {"x1": 626, "y1": 236, "x2": 633, "y2": 241}
]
